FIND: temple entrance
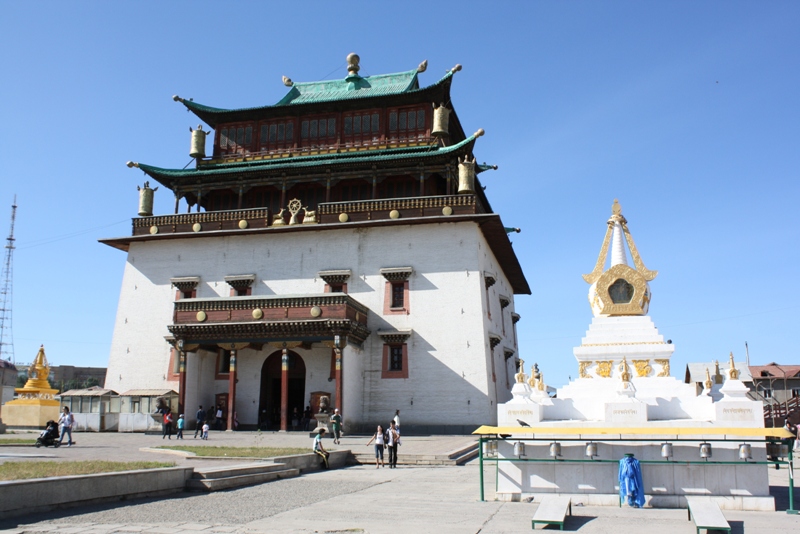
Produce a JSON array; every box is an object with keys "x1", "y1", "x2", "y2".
[{"x1": 259, "y1": 350, "x2": 306, "y2": 430}]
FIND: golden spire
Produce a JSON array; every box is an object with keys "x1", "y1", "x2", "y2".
[
  {"x1": 527, "y1": 363, "x2": 537, "y2": 388},
  {"x1": 514, "y1": 358, "x2": 527, "y2": 384},
  {"x1": 704, "y1": 368, "x2": 713, "y2": 390},
  {"x1": 24, "y1": 345, "x2": 53, "y2": 390},
  {"x1": 583, "y1": 199, "x2": 658, "y2": 284},
  {"x1": 728, "y1": 352, "x2": 740, "y2": 380}
]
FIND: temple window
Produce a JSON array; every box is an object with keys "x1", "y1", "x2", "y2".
[
  {"x1": 381, "y1": 267, "x2": 412, "y2": 315},
  {"x1": 217, "y1": 122, "x2": 255, "y2": 156},
  {"x1": 259, "y1": 119, "x2": 295, "y2": 152},
  {"x1": 216, "y1": 350, "x2": 232, "y2": 379},
  {"x1": 378, "y1": 175, "x2": 417, "y2": 199},
  {"x1": 378, "y1": 330, "x2": 412, "y2": 379},
  {"x1": 300, "y1": 115, "x2": 336, "y2": 147},
  {"x1": 225, "y1": 274, "x2": 255, "y2": 297},
  {"x1": 388, "y1": 106, "x2": 428, "y2": 140},
  {"x1": 319, "y1": 269, "x2": 351, "y2": 294},
  {"x1": 171, "y1": 277, "x2": 199, "y2": 300},
  {"x1": 343, "y1": 109, "x2": 381, "y2": 146}
]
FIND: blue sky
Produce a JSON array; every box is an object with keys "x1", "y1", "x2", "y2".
[{"x1": 1, "y1": 2, "x2": 798, "y2": 387}]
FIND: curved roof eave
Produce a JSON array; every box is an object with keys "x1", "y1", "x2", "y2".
[{"x1": 176, "y1": 70, "x2": 455, "y2": 128}]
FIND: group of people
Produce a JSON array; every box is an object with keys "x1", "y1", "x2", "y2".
[{"x1": 312, "y1": 409, "x2": 402, "y2": 470}]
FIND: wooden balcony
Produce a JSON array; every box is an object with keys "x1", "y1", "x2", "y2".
[
  {"x1": 131, "y1": 195, "x2": 481, "y2": 236},
  {"x1": 168, "y1": 293, "x2": 370, "y2": 346}
]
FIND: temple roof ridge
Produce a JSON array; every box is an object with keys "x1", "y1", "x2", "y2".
[{"x1": 173, "y1": 62, "x2": 461, "y2": 126}]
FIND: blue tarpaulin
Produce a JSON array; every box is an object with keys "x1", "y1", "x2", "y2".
[{"x1": 618, "y1": 455, "x2": 645, "y2": 508}]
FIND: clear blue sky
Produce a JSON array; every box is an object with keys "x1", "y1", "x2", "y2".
[{"x1": 1, "y1": 2, "x2": 798, "y2": 387}]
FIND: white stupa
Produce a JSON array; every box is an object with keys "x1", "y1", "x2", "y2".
[{"x1": 493, "y1": 200, "x2": 773, "y2": 510}]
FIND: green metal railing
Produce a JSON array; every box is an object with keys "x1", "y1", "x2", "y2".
[{"x1": 478, "y1": 435, "x2": 796, "y2": 514}]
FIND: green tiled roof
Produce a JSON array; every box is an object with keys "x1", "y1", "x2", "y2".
[
  {"x1": 176, "y1": 69, "x2": 455, "y2": 124},
  {"x1": 133, "y1": 132, "x2": 480, "y2": 182}
]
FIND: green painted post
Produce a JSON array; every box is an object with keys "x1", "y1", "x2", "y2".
[
  {"x1": 479, "y1": 435, "x2": 485, "y2": 502},
  {"x1": 788, "y1": 444, "x2": 797, "y2": 515}
]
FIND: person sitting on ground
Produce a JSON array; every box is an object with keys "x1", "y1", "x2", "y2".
[
  {"x1": 365, "y1": 424, "x2": 386, "y2": 468},
  {"x1": 313, "y1": 428, "x2": 330, "y2": 469}
]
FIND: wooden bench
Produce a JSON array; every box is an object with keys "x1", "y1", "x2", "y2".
[
  {"x1": 531, "y1": 496, "x2": 572, "y2": 530},
  {"x1": 686, "y1": 497, "x2": 731, "y2": 534}
]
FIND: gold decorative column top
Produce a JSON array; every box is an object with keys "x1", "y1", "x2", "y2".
[
  {"x1": 619, "y1": 357, "x2": 631, "y2": 382},
  {"x1": 704, "y1": 368, "x2": 713, "y2": 390}
]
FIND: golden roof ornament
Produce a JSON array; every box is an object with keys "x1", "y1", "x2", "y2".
[
  {"x1": 417, "y1": 59, "x2": 428, "y2": 73},
  {"x1": 527, "y1": 363, "x2": 537, "y2": 388},
  {"x1": 346, "y1": 53, "x2": 361, "y2": 76},
  {"x1": 26, "y1": 345, "x2": 52, "y2": 389},
  {"x1": 714, "y1": 360, "x2": 723, "y2": 384},
  {"x1": 619, "y1": 357, "x2": 631, "y2": 383},
  {"x1": 584, "y1": 200, "x2": 657, "y2": 317},
  {"x1": 514, "y1": 358, "x2": 527, "y2": 384},
  {"x1": 728, "y1": 352, "x2": 740, "y2": 380},
  {"x1": 282, "y1": 75, "x2": 293, "y2": 87},
  {"x1": 704, "y1": 368, "x2": 713, "y2": 390},
  {"x1": 537, "y1": 372, "x2": 546, "y2": 391}
]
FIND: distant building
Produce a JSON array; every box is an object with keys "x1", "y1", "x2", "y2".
[
  {"x1": 0, "y1": 360, "x2": 18, "y2": 405},
  {"x1": 684, "y1": 360, "x2": 753, "y2": 397},
  {"x1": 748, "y1": 363, "x2": 800, "y2": 425},
  {"x1": 14, "y1": 364, "x2": 106, "y2": 392}
]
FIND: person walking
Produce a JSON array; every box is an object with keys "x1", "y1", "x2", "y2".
[
  {"x1": 162, "y1": 409, "x2": 173, "y2": 439},
  {"x1": 330, "y1": 408, "x2": 343, "y2": 444},
  {"x1": 313, "y1": 428, "x2": 330, "y2": 469},
  {"x1": 215, "y1": 404, "x2": 224, "y2": 430},
  {"x1": 57, "y1": 406, "x2": 75, "y2": 447},
  {"x1": 365, "y1": 424, "x2": 386, "y2": 468},
  {"x1": 176, "y1": 414, "x2": 185, "y2": 439},
  {"x1": 387, "y1": 420, "x2": 400, "y2": 468},
  {"x1": 393, "y1": 410, "x2": 401, "y2": 430},
  {"x1": 194, "y1": 405, "x2": 205, "y2": 438}
]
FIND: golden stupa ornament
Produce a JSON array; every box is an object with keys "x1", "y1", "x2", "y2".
[
  {"x1": 2, "y1": 345, "x2": 61, "y2": 427},
  {"x1": 527, "y1": 363, "x2": 538, "y2": 388},
  {"x1": 704, "y1": 368, "x2": 713, "y2": 390},
  {"x1": 584, "y1": 200, "x2": 656, "y2": 317},
  {"x1": 514, "y1": 358, "x2": 527, "y2": 384},
  {"x1": 727, "y1": 352, "x2": 740, "y2": 380}
]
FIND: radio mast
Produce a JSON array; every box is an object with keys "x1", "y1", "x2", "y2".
[{"x1": 0, "y1": 196, "x2": 17, "y2": 364}]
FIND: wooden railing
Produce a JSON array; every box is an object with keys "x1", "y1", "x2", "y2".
[{"x1": 130, "y1": 194, "x2": 483, "y2": 236}]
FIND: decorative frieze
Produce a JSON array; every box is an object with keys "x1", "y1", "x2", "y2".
[
  {"x1": 318, "y1": 269, "x2": 352, "y2": 285},
  {"x1": 380, "y1": 267, "x2": 413, "y2": 282},
  {"x1": 224, "y1": 274, "x2": 255, "y2": 291},
  {"x1": 170, "y1": 276, "x2": 200, "y2": 292},
  {"x1": 377, "y1": 329, "x2": 412, "y2": 345}
]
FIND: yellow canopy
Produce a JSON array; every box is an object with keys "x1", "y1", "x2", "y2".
[{"x1": 473, "y1": 425, "x2": 794, "y2": 438}]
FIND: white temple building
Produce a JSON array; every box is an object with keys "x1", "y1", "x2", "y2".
[{"x1": 492, "y1": 200, "x2": 778, "y2": 510}]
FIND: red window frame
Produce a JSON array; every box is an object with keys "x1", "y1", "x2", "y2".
[
  {"x1": 300, "y1": 114, "x2": 338, "y2": 148},
  {"x1": 381, "y1": 343, "x2": 408, "y2": 379},
  {"x1": 387, "y1": 105, "x2": 429, "y2": 141},
  {"x1": 258, "y1": 118, "x2": 295, "y2": 152},
  {"x1": 217, "y1": 122, "x2": 255, "y2": 156},
  {"x1": 383, "y1": 280, "x2": 410, "y2": 315},
  {"x1": 342, "y1": 108, "x2": 382, "y2": 146}
]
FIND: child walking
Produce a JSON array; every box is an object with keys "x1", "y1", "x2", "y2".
[{"x1": 176, "y1": 414, "x2": 185, "y2": 439}]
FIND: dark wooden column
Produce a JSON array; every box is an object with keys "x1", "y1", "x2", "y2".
[
  {"x1": 335, "y1": 347, "x2": 343, "y2": 413},
  {"x1": 227, "y1": 348, "x2": 237, "y2": 431},
  {"x1": 280, "y1": 345, "x2": 289, "y2": 431},
  {"x1": 177, "y1": 348, "x2": 187, "y2": 416}
]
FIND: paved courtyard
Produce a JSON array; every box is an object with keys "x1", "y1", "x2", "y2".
[{"x1": 1, "y1": 432, "x2": 798, "y2": 533}]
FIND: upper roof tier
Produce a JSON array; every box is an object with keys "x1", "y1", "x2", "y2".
[{"x1": 173, "y1": 55, "x2": 462, "y2": 128}]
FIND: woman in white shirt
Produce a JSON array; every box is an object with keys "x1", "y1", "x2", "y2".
[
  {"x1": 58, "y1": 406, "x2": 75, "y2": 446},
  {"x1": 365, "y1": 424, "x2": 386, "y2": 468}
]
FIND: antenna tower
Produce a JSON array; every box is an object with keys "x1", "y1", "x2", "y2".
[{"x1": 0, "y1": 196, "x2": 17, "y2": 364}]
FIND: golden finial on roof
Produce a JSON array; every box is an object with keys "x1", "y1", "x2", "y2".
[
  {"x1": 714, "y1": 359, "x2": 723, "y2": 384},
  {"x1": 728, "y1": 352, "x2": 740, "y2": 380},
  {"x1": 282, "y1": 76, "x2": 293, "y2": 87},
  {"x1": 417, "y1": 59, "x2": 428, "y2": 73},
  {"x1": 514, "y1": 358, "x2": 526, "y2": 384},
  {"x1": 704, "y1": 368, "x2": 713, "y2": 390},
  {"x1": 527, "y1": 364, "x2": 537, "y2": 388},
  {"x1": 346, "y1": 53, "x2": 361, "y2": 76},
  {"x1": 537, "y1": 372, "x2": 546, "y2": 391}
]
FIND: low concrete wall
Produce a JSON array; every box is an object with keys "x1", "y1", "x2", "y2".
[
  {"x1": 270, "y1": 450, "x2": 351, "y2": 472},
  {"x1": 0, "y1": 466, "x2": 194, "y2": 519}
]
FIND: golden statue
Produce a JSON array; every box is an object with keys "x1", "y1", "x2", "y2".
[
  {"x1": 728, "y1": 352, "x2": 740, "y2": 380},
  {"x1": 619, "y1": 357, "x2": 631, "y2": 382}
]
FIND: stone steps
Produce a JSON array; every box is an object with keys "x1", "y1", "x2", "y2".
[
  {"x1": 187, "y1": 462, "x2": 300, "y2": 491},
  {"x1": 350, "y1": 442, "x2": 478, "y2": 466}
]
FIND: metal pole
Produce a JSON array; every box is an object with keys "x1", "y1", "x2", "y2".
[{"x1": 479, "y1": 436, "x2": 485, "y2": 502}]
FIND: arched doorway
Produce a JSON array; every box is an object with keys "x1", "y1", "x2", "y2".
[{"x1": 259, "y1": 350, "x2": 306, "y2": 430}]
